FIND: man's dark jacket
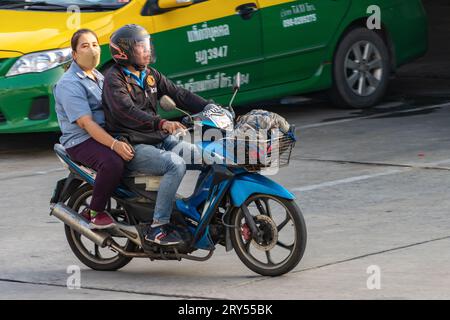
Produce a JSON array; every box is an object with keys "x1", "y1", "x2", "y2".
[{"x1": 102, "y1": 64, "x2": 209, "y2": 145}]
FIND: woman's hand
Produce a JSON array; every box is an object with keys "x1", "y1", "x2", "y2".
[
  {"x1": 113, "y1": 141, "x2": 134, "y2": 161},
  {"x1": 76, "y1": 115, "x2": 135, "y2": 161}
]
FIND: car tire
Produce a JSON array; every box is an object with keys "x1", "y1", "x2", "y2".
[{"x1": 330, "y1": 27, "x2": 390, "y2": 109}]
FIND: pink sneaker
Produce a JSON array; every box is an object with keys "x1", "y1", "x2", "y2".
[{"x1": 89, "y1": 212, "x2": 116, "y2": 229}]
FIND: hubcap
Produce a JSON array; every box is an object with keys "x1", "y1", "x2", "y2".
[{"x1": 344, "y1": 41, "x2": 383, "y2": 97}]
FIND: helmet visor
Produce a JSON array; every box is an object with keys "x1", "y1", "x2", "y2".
[{"x1": 134, "y1": 36, "x2": 156, "y2": 65}]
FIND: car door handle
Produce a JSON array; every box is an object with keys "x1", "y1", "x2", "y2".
[{"x1": 236, "y1": 3, "x2": 258, "y2": 20}]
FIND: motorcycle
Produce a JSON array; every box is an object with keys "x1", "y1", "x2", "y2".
[{"x1": 49, "y1": 75, "x2": 307, "y2": 276}]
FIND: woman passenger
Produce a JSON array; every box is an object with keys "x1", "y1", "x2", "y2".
[{"x1": 54, "y1": 29, "x2": 134, "y2": 229}]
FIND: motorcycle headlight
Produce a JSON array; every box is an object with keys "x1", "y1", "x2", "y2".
[
  {"x1": 203, "y1": 104, "x2": 234, "y2": 131},
  {"x1": 6, "y1": 48, "x2": 72, "y2": 77}
]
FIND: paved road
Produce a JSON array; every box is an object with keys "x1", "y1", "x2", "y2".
[{"x1": 1, "y1": 75, "x2": 450, "y2": 299}]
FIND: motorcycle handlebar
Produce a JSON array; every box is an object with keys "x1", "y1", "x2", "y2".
[{"x1": 182, "y1": 115, "x2": 194, "y2": 127}]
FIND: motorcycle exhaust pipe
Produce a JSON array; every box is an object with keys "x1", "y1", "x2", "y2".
[{"x1": 50, "y1": 203, "x2": 110, "y2": 248}]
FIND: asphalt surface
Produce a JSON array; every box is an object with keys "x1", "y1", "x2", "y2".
[{"x1": 1, "y1": 0, "x2": 450, "y2": 300}]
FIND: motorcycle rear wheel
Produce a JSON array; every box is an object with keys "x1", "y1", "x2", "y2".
[{"x1": 65, "y1": 184, "x2": 137, "y2": 271}]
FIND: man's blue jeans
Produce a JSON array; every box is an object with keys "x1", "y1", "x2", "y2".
[{"x1": 125, "y1": 135, "x2": 198, "y2": 225}]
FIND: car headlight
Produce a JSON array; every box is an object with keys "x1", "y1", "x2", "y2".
[{"x1": 6, "y1": 48, "x2": 72, "y2": 77}]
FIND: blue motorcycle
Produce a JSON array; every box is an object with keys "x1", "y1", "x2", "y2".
[{"x1": 50, "y1": 80, "x2": 307, "y2": 277}]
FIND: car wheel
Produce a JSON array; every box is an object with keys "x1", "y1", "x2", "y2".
[{"x1": 330, "y1": 27, "x2": 390, "y2": 109}]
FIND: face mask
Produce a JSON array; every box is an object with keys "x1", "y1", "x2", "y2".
[{"x1": 75, "y1": 47, "x2": 101, "y2": 71}]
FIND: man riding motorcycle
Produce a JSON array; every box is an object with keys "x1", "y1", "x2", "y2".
[{"x1": 102, "y1": 24, "x2": 210, "y2": 246}]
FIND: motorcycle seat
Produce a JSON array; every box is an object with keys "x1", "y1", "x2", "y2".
[{"x1": 54, "y1": 144, "x2": 163, "y2": 191}]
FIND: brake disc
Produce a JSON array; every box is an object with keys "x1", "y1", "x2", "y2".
[{"x1": 251, "y1": 215, "x2": 278, "y2": 251}]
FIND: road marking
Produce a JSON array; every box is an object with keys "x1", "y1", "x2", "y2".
[
  {"x1": 297, "y1": 102, "x2": 450, "y2": 130},
  {"x1": 0, "y1": 168, "x2": 65, "y2": 181},
  {"x1": 295, "y1": 157, "x2": 450, "y2": 171},
  {"x1": 292, "y1": 157, "x2": 450, "y2": 193},
  {"x1": 291, "y1": 169, "x2": 406, "y2": 193},
  {"x1": 34, "y1": 168, "x2": 66, "y2": 175}
]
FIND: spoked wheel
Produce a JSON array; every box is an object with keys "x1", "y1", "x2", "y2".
[
  {"x1": 230, "y1": 194, "x2": 307, "y2": 276},
  {"x1": 65, "y1": 184, "x2": 137, "y2": 271}
]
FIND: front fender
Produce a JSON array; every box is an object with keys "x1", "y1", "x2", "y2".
[{"x1": 229, "y1": 173, "x2": 295, "y2": 207}]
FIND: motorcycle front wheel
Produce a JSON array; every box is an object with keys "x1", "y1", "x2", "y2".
[{"x1": 230, "y1": 194, "x2": 307, "y2": 276}]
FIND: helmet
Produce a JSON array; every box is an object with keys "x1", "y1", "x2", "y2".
[{"x1": 109, "y1": 24, "x2": 156, "y2": 71}]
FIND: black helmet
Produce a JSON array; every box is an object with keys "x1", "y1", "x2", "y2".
[{"x1": 109, "y1": 24, "x2": 156, "y2": 71}]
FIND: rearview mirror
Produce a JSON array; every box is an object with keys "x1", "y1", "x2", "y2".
[
  {"x1": 158, "y1": 0, "x2": 193, "y2": 9},
  {"x1": 160, "y1": 95, "x2": 177, "y2": 111},
  {"x1": 233, "y1": 72, "x2": 241, "y2": 91}
]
